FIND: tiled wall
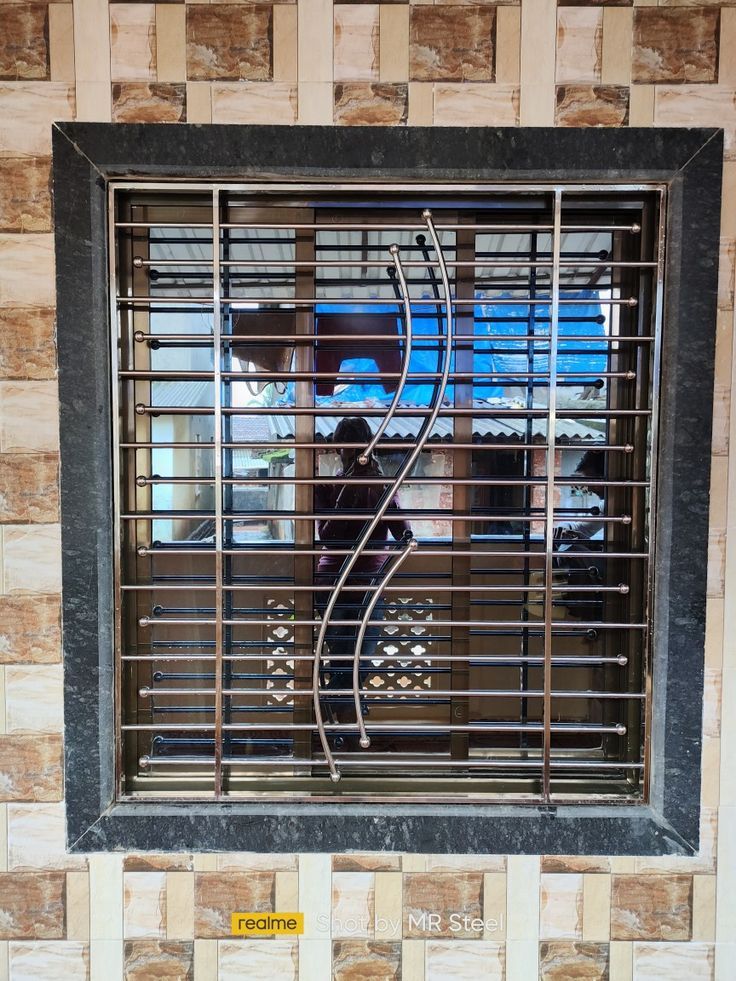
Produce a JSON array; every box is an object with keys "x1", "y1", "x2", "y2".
[{"x1": 0, "y1": 0, "x2": 734, "y2": 978}]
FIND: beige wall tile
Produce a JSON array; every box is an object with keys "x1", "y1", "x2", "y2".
[
  {"x1": 712, "y1": 310, "x2": 733, "y2": 456},
  {"x1": 582, "y1": 873, "x2": 611, "y2": 942},
  {"x1": 48, "y1": 3, "x2": 75, "y2": 82},
  {"x1": 2, "y1": 525, "x2": 61, "y2": 595},
  {"x1": 332, "y1": 871, "x2": 374, "y2": 939},
  {"x1": 89, "y1": 855, "x2": 124, "y2": 941},
  {"x1": 724, "y1": 163, "x2": 736, "y2": 239},
  {"x1": 506, "y1": 856, "x2": 539, "y2": 940},
  {"x1": 495, "y1": 4, "x2": 519, "y2": 85},
  {"x1": 7, "y1": 803, "x2": 87, "y2": 868},
  {"x1": 401, "y1": 939, "x2": 424, "y2": 981},
  {"x1": 505, "y1": 939, "x2": 538, "y2": 981},
  {"x1": 632, "y1": 942, "x2": 714, "y2": 980},
  {"x1": 299, "y1": 855, "x2": 331, "y2": 940},
  {"x1": 298, "y1": 0, "x2": 332, "y2": 83},
  {"x1": 220, "y1": 939, "x2": 298, "y2": 980},
  {"x1": 111, "y1": 3, "x2": 156, "y2": 82},
  {"x1": 601, "y1": 6, "x2": 632, "y2": 85},
  {"x1": 482, "y1": 872, "x2": 506, "y2": 941},
  {"x1": 519, "y1": 0, "x2": 555, "y2": 124},
  {"x1": 156, "y1": 4, "x2": 186, "y2": 82},
  {"x1": 556, "y1": 6, "x2": 602, "y2": 85},
  {"x1": 701, "y1": 734, "x2": 721, "y2": 810},
  {"x1": 193, "y1": 939, "x2": 218, "y2": 981},
  {"x1": 374, "y1": 872, "x2": 401, "y2": 941},
  {"x1": 74, "y1": 0, "x2": 110, "y2": 83},
  {"x1": 90, "y1": 939, "x2": 123, "y2": 981},
  {"x1": 67, "y1": 871, "x2": 91, "y2": 941},
  {"x1": 407, "y1": 81, "x2": 432, "y2": 125},
  {"x1": 716, "y1": 805, "x2": 736, "y2": 945},
  {"x1": 275, "y1": 870, "x2": 299, "y2": 913},
  {"x1": 628, "y1": 83, "x2": 653, "y2": 126},
  {"x1": 297, "y1": 938, "x2": 331, "y2": 980},
  {"x1": 218, "y1": 853, "x2": 296, "y2": 872},
  {"x1": 655, "y1": 87, "x2": 736, "y2": 160},
  {"x1": 9, "y1": 941, "x2": 88, "y2": 980},
  {"x1": 380, "y1": 4, "x2": 409, "y2": 83},
  {"x1": 75, "y1": 80, "x2": 111, "y2": 122},
  {"x1": 426, "y1": 940, "x2": 504, "y2": 981},
  {"x1": 425, "y1": 856, "x2": 505, "y2": 874},
  {"x1": 401, "y1": 855, "x2": 426, "y2": 873},
  {"x1": 692, "y1": 873, "x2": 716, "y2": 942},
  {"x1": 609, "y1": 940, "x2": 632, "y2": 981},
  {"x1": 433, "y1": 83, "x2": 517, "y2": 125},
  {"x1": 297, "y1": 81, "x2": 333, "y2": 124},
  {"x1": 0, "y1": 80, "x2": 66, "y2": 156},
  {"x1": 334, "y1": 4, "x2": 379, "y2": 82},
  {"x1": 273, "y1": 3, "x2": 297, "y2": 83},
  {"x1": 5, "y1": 665, "x2": 62, "y2": 734},
  {"x1": 0, "y1": 382, "x2": 58, "y2": 454},
  {"x1": 211, "y1": 82, "x2": 297, "y2": 123},
  {"x1": 0, "y1": 234, "x2": 55, "y2": 308},
  {"x1": 124, "y1": 872, "x2": 167, "y2": 939},
  {"x1": 185, "y1": 81, "x2": 211, "y2": 122},
  {"x1": 540, "y1": 873, "x2": 583, "y2": 940}
]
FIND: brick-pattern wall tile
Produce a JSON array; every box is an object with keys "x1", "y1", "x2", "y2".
[
  {"x1": 555, "y1": 83, "x2": 628, "y2": 126},
  {"x1": 110, "y1": 3, "x2": 156, "y2": 83},
  {"x1": 332, "y1": 941, "x2": 401, "y2": 981},
  {"x1": 403, "y1": 873, "x2": 482, "y2": 939},
  {"x1": 632, "y1": 8, "x2": 719, "y2": 84},
  {"x1": 332, "y1": 872, "x2": 375, "y2": 939},
  {"x1": 0, "y1": 734, "x2": 63, "y2": 801},
  {"x1": 0, "y1": 157, "x2": 51, "y2": 232},
  {"x1": 334, "y1": 3, "x2": 379, "y2": 82},
  {"x1": 334, "y1": 81, "x2": 407, "y2": 124},
  {"x1": 0, "y1": 83, "x2": 75, "y2": 157},
  {"x1": 0, "y1": 308, "x2": 56, "y2": 381},
  {"x1": 194, "y1": 872, "x2": 274, "y2": 938},
  {"x1": 0, "y1": 5, "x2": 50, "y2": 81},
  {"x1": 112, "y1": 81, "x2": 186, "y2": 122},
  {"x1": 611, "y1": 874, "x2": 693, "y2": 941},
  {"x1": 539, "y1": 941, "x2": 609, "y2": 981},
  {"x1": 220, "y1": 940, "x2": 298, "y2": 980},
  {"x1": 186, "y1": 5, "x2": 272, "y2": 81},
  {"x1": 124, "y1": 940, "x2": 194, "y2": 981},
  {"x1": 556, "y1": 6, "x2": 602, "y2": 84},
  {"x1": 124, "y1": 872, "x2": 167, "y2": 938},
  {"x1": 9, "y1": 942, "x2": 89, "y2": 979},
  {"x1": 0, "y1": 871, "x2": 65, "y2": 938},
  {"x1": 0, "y1": 454, "x2": 58, "y2": 523},
  {"x1": 0, "y1": 595, "x2": 60, "y2": 663},
  {"x1": 409, "y1": 6, "x2": 495, "y2": 82}
]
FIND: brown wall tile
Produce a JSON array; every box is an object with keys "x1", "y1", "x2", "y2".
[
  {"x1": 0, "y1": 308, "x2": 56, "y2": 381},
  {"x1": 194, "y1": 871, "x2": 274, "y2": 938},
  {"x1": 124, "y1": 940, "x2": 194, "y2": 981},
  {"x1": 0, "y1": 734, "x2": 63, "y2": 801},
  {"x1": 541, "y1": 857, "x2": 611, "y2": 874},
  {"x1": 409, "y1": 6, "x2": 495, "y2": 82},
  {"x1": 0, "y1": 454, "x2": 58, "y2": 523},
  {"x1": 0, "y1": 5, "x2": 49, "y2": 81},
  {"x1": 334, "y1": 81, "x2": 407, "y2": 124},
  {"x1": 332, "y1": 941, "x2": 401, "y2": 981},
  {"x1": 333, "y1": 855, "x2": 401, "y2": 872},
  {"x1": 124, "y1": 855, "x2": 193, "y2": 873},
  {"x1": 555, "y1": 84, "x2": 628, "y2": 126},
  {"x1": 611, "y1": 873, "x2": 693, "y2": 941},
  {"x1": 112, "y1": 82, "x2": 186, "y2": 122},
  {"x1": 0, "y1": 157, "x2": 51, "y2": 232},
  {"x1": 403, "y1": 873, "x2": 483, "y2": 939},
  {"x1": 632, "y1": 8, "x2": 719, "y2": 84},
  {"x1": 0, "y1": 871, "x2": 65, "y2": 939},
  {"x1": 186, "y1": 5, "x2": 272, "y2": 81},
  {"x1": 0, "y1": 595, "x2": 60, "y2": 663},
  {"x1": 540, "y1": 941, "x2": 609, "y2": 980}
]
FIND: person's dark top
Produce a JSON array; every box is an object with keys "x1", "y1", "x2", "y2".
[{"x1": 314, "y1": 462, "x2": 410, "y2": 579}]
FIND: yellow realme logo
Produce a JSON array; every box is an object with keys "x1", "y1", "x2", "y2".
[{"x1": 231, "y1": 912, "x2": 305, "y2": 936}]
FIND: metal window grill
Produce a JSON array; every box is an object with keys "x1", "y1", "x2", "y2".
[{"x1": 111, "y1": 182, "x2": 665, "y2": 803}]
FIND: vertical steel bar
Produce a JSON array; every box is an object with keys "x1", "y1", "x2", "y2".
[
  {"x1": 542, "y1": 190, "x2": 563, "y2": 801},
  {"x1": 212, "y1": 188, "x2": 224, "y2": 796}
]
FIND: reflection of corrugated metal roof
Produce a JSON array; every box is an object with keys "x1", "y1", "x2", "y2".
[{"x1": 152, "y1": 381, "x2": 212, "y2": 408}]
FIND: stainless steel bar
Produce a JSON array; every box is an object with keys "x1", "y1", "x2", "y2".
[
  {"x1": 139, "y1": 616, "x2": 645, "y2": 628},
  {"x1": 121, "y1": 583, "x2": 629, "y2": 593},
  {"x1": 134, "y1": 547, "x2": 648, "y2": 558},
  {"x1": 354, "y1": 536, "x2": 418, "y2": 748},
  {"x1": 139, "y1": 686, "x2": 645, "y2": 698},
  {"x1": 212, "y1": 188, "x2": 224, "y2": 798},
  {"x1": 124, "y1": 721, "x2": 627, "y2": 732},
  {"x1": 120, "y1": 369, "x2": 636, "y2": 380},
  {"x1": 117, "y1": 219, "x2": 641, "y2": 233},
  {"x1": 133, "y1": 332, "x2": 654, "y2": 344},
  {"x1": 122, "y1": 442, "x2": 637, "y2": 453},
  {"x1": 136, "y1": 754, "x2": 643, "y2": 770},
  {"x1": 119, "y1": 295, "x2": 639, "y2": 307},
  {"x1": 122, "y1": 654, "x2": 629, "y2": 665},
  {"x1": 359, "y1": 245, "x2": 413, "y2": 464},
  {"x1": 132, "y1": 256, "x2": 656, "y2": 269},
  {"x1": 313, "y1": 209, "x2": 456, "y2": 781},
  {"x1": 132, "y1": 405, "x2": 652, "y2": 417},
  {"x1": 123, "y1": 512, "x2": 633, "y2": 522},
  {"x1": 543, "y1": 189, "x2": 563, "y2": 803},
  {"x1": 135, "y1": 476, "x2": 650, "y2": 488}
]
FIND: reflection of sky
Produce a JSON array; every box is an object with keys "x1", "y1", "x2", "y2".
[{"x1": 274, "y1": 290, "x2": 608, "y2": 406}]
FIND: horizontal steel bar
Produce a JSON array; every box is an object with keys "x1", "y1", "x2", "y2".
[
  {"x1": 136, "y1": 755, "x2": 644, "y2": 770},
  {"x1": 138, "y1": 685, "x2": 644, "y2": 698},
  {"x1": 135, "y1": 476, "x2": 648, "y2": 488},
  {"x1": 118, "y1": 295, "x2": 639, "y2": 307},
  {"x1": 122, "y1": 654, "x2": 629, "y2": 665},
  {"x1": 117, "y1": 220, "x2": 641, "y2": 232},
  {"x1": 122, "y1": 583, "x2": 629, "y2": 593},
  {"x1": 133, "y1": 405, "x2": 651, "y2": 418},
  {"x1": 121, "y1": 442, "x2": 635, "y2": 453},
  {"x1": 138, "y1": 616, "x2": 645, "y2": 629},
  {"x1": 123, "y1": 721, "x2": 625, "y2": 732},
  {"x1": 132, "y1": 332, "x2": 653, "y2": 344},
  {"x1": 134, "y1": 256, "x2": 656, "y2": 270},
  {"x1": 120, "y1": 369, "x2": 635, "y2": 381},
  {"x1": 123, "y1": 512, "x2": 631, "y2": 522}
]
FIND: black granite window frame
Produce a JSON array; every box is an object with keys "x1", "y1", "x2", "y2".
[{"x1": 52, "y1": 124, "x2": 722, "y2": 854}]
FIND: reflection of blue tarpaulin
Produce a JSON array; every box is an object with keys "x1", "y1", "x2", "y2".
[{"x1": 276, "y1": 291, "x2": 607, "y2": 406}]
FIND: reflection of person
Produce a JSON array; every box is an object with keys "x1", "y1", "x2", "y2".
[
  {"x1": 314, "y1": 417, "x2": 412, "y2": 719},
  {"x1": 561, "y1": 449, "x2": 605, "y2": 540}
]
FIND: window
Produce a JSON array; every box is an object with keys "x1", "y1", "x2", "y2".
[{"x1": 55, "y1": 124, "x2": 721, "y2": 852}]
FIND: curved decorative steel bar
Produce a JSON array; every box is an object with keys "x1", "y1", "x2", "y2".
[
  {"x1": 358, "y1": 244, "x2": 413, "y2": 466},
  {"x1": 311, "y1": 209, "x2": 454, "y2": 781},
  {"x1": 352, "y1": 531, "x2": 418, "y2": 748}
]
